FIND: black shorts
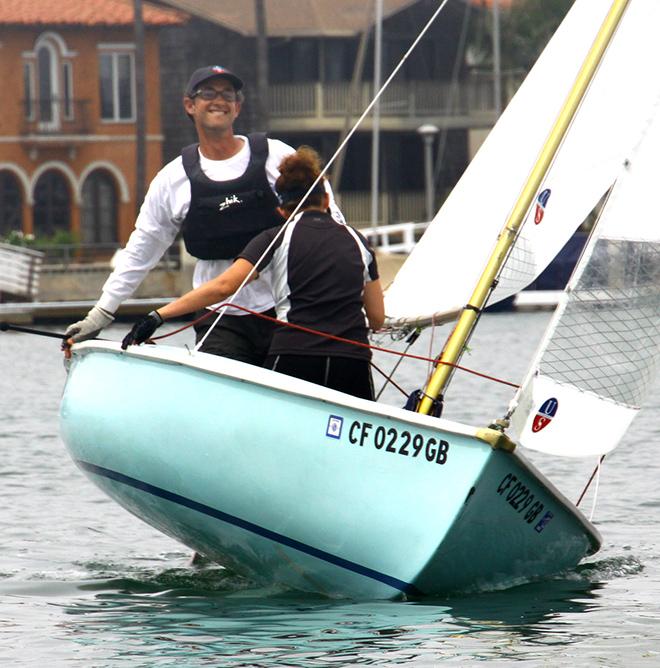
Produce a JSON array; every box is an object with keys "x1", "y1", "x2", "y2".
[
  {"x1": 265, "y1": 353, "x2": 374, "y2": 400},
  {"x1": 194, "y1": 308, "x2": 277, "y2": 366}
]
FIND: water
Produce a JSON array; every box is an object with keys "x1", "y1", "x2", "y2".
[{"x1": 2, "y1": 311, "x2": 659, "y2": 666}]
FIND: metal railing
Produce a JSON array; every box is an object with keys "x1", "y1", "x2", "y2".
[
  {"x1": 268, "y1": 72, "x2": 522, "y2": 119},
  {"x1": 0, "y1": 243, "x2": 44, "y2": 298},
  {"x1": 20, "y1": 98, "x2": 92, "y2": 135},
  {"x1": 36, "y1": 242, "x2": 180, "y2": 272},
  {"x1": 360, "y1": 221, "x2": 429, "y2": 254},
  {"x1": 337, "y1": 190, "x2": 435, "y2": 227}
]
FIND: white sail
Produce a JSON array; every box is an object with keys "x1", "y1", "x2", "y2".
[
  {"x1": 508, "y1": 93, "x2": 660, "y2": 457},
  {"x1": 385, "y1": 0, "x2": 660, "y2": 328}
]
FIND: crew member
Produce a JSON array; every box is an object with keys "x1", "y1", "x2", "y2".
[
  {"x1": 122, "y1": 146, "x2": 384, "y2": 400},
  {"x1": 64, "y1": 65, "x2": 345, "y2": 365}
]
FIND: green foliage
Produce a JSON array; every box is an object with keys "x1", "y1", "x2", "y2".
[
  {"x1": 501, "y1": 0, "x2": 574, "y2": 70},
  {"x1": 0, "y1": 230, "x2": 35, "y2": 247},
  {"x1": 467, "y1": 0, "x2": 573, "y2": 72},
  {"x1": 0, "y1": 229, "x2": 79, "y2": 248},
  {"x1": 38, "y1": 229, "x2": 80, "y2": 247}
]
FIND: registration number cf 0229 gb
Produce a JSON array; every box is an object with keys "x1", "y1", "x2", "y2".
[
  {"x1": 347, "y1": 420, "x2": 449, "y2": 465},
  {"x1": 497, "y1": 472, "x2": 546, "y2": 525}
]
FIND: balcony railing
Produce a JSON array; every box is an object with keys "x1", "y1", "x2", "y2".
[
  {"x1": 339, "y1": 190, "x2": 435, "y2": 227},
  {"x1": 20, "y1": 98, "x2": 92, "y2": 135},
  {"x1": 268, "y1": 72, "x2": 523, "y2": 120}
]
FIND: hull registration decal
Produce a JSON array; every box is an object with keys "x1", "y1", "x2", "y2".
[
  {"x1": 347, "y1": 420, "x2": 449, "y2": 465},
  {"x1": 497, "y1": 472, "x2": 548, "y2": 528},
  {"x1": 326, "y1": 415, "x2": 344, "y2": 439}
]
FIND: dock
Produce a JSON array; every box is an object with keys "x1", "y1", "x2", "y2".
[{"x1": 0, "y1": 298, "x2": 176, "y2": 324}]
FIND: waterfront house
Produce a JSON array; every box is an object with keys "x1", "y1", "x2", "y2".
[
  {"x1": 155, "y1": 0, "x2": 512, "y2": 225},
  {"x1": 0, "y1": 0, "x2": 184, "y2": 250}
]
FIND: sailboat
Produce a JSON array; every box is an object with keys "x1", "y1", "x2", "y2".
[{"x1": 60, "y1": 0, "x2": 660, "y2": 599}]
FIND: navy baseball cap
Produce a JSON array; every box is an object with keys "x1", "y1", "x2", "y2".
[{"x1": 185, "y1": 66, "x2": 243, "y2": 96}]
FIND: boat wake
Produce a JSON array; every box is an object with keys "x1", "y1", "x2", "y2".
[
  {"x1": 73, "y1": 560, "x2": 256, "y2": 596},
  {"x1": 571, "y1": 554, "x2": 644, "y2": 581}
]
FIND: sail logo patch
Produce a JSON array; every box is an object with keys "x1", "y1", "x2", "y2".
[
  {"x1": 532, "y1": 397, "x2": 558, "y2": 433},
  {"x1": 534, "y1": 188, "x2": 551, "y2": 224},
  {"x1": 326, "y1": 415, "x2": 344, "y2": 439}
]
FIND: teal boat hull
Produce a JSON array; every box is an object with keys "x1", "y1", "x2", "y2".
[{"x1": 60, "y1": 342, "x2": 600, "y2": 599}]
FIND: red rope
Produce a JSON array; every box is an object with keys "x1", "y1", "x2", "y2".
[
  {"x1": 576, "y1": 455, "x2": 606, "y2": 507},
  {"x1": 152, "y1": 303, "x2": 520, "y2": 389}
]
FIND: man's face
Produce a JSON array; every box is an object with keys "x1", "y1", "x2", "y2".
[{"x1": 183, "y1": 76, "x2": 242, "y2": 134}]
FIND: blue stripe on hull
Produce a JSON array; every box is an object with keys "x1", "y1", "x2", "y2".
[{"x1": 77, "y1": 459, "x2": 422, "y2": 597}]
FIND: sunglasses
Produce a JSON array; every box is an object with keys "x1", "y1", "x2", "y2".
[{"x1": 191, "y1": 87, "x2": 239, "y2": 102}]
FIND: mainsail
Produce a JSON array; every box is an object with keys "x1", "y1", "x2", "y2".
[
  {"x1": 385, "y1": 0, "x2": 660, "y2": 328},
  {"x1": 508, "y1": 92, "x2": 660, "y2": 457}
]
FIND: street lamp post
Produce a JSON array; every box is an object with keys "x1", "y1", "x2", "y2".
[{"x1": 417, "y1": 124, "x2": 439, "y2": 222}]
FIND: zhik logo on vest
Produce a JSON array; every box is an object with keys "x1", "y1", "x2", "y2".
[{"x1": 219, "y1": 194, "x2": 242, "y2": 211}]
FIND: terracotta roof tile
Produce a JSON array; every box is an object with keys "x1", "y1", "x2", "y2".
[
  {"x1": 158, "y1": 0, "x2": 419, "y2": 37},
  {"x1": 0, "y1": 0, "x2": 186, "y2": 26}
]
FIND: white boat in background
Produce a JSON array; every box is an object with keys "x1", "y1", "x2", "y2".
[{"x1": 60, "y1": 0, "x2": 660, "y2": 598}]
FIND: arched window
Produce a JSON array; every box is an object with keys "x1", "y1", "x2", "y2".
[
  {"x1": 23, "y1": 33, "x2": 75, "y2": 130},
  {"x1": 33, "y1": 171, "x2": 70, "y2": 238},
  {"x1": 81, "y1": 170, "x2": 118, "y2": 243},
  {"x1": 0, "y1": 172, "x2": 23, "y2": 237},
  {"x1": 37, "y1": 42, "x2": 57, "y2": 124}
]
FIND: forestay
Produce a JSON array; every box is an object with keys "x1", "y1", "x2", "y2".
[
  {"x1": 384, "y1": 0, "x2": 660, "y2": 328},
  {"x1": 508, "y1": 92, "x2": 660, "y2": 457}
]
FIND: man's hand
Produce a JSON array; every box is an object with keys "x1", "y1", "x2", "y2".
[
  {"x1": 62, "y1": 306, "x2": 114, "y2": 350},
  {"x1": 121, "y1": 311, "x2": 164, "y2": 350}
]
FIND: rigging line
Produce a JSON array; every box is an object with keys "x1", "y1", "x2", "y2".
[
  {"x1": 371, "y1": 361, "x2": 408, "y2": 398},
  {"x1": 589, "y1": 457, "x2": 602, "y2": 523},
  {"x1": 193, "y1": 0, "x2": 453, "y2": 353},
  {"x1": 374, "y1": 328, "x2": 420, "y2": 400},
  {"x1": 154, "y1": 303, "x2": 520, "y2": 389},
  {"x1": 427, "y1": 315, "x2": 437, "y2": 378},
  {"x1": 575, "y1": 455, "x2": 606, "y2": 508}
]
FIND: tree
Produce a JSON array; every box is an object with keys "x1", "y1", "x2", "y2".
[
  {"x1": 500, "y1": 0, "x2": 573, "y2": 70},
  {"x1": 467, "y1": 0, "x2": 573, "y2": 73}
]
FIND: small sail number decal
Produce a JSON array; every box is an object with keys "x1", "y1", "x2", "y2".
[
  {"x1": 326, "y1": 415, "x2": 344, "y2": 439},
  {"x1": 532, "y1": 397, "x2": 558, "y2": 433},
  {"x1": 534, "y1": 188, "x2": 551, "y2": 224}
]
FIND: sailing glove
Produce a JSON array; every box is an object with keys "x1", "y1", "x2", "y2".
[
  {"x1": 121, "y1": 311, "x2": 164, "y2": 349},
  {"x1": 64, "y1": 305, "x2": 115, "y2": 343}
]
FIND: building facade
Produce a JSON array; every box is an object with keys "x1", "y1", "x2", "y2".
[
  {"x1": 157, "y1": 0, "x2": 513, "y2": 225},
  {"x1": 0, "y1": 0, "x2": 184, "y2": 250}
]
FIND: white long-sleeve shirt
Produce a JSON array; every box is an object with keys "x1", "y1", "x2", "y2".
[{"x1": 97, "y1": 136, "x2": 345, "y2": 315}]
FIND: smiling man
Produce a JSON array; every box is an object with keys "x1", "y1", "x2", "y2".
[{"x1": 64, "y1": 65, "x2": 345, "y2": 364}]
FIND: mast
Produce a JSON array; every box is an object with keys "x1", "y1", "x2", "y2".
[
  {"x1": 133, "y1": 0, "x2": 146, "y2": 214},
  {"x1": 417, "y1": 0, "x2": 631, "y2": 416},
  {"x1": 492, "y1": 0, "x2": 501, "y2": 117},
  {"x1": 370, "y1": 0, "x2": 383, "y2": 229}
]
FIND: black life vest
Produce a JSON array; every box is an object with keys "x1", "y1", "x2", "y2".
[{"x1": 180, "y1": 133, "x2": 283, "y2": 260}]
